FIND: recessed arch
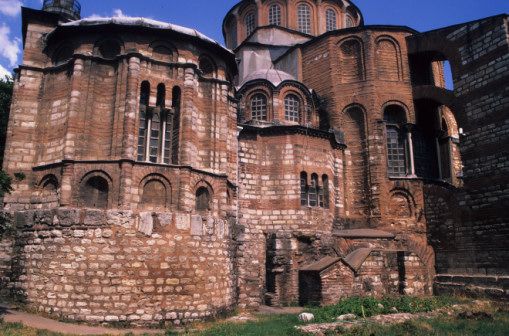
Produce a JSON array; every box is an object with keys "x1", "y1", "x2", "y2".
[
  {"x1": 149, "y1": 41, "x2": 177, "y2": 62},
  {"x1": 198, "y1": 55, "x2": 217, "y2": 77},
  {"x1": 52, "y1": 43, "x2": 74, "y2": 65},
  {"x1": 79, "y1": 171, "x2": 112, "y2": 209},
  {"x1": 139, "y1": 173, "x2": 171, "y2": 210},
  {"x1": 94, "y1": 38, "x2": 123, "y2": 60},
  {"x1": 338, "y1": 37, "x2": 365, "y2": 83}
]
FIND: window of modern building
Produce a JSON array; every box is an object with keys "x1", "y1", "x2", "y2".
[
  {"x1": 245, "y1": 12, "x2": 256, "y2": 36},
  {"x1": 268, "y1": 4, "x2": 281, "y2": 26},
  {"x1": 251, "y1": 94, "x2": 268, "y2": 121},
  {"x1": 284, "y1": 94, "x2": 300, "y2": 122},
  {"x1": 325, "y1": 8, "x2": 337, "y2": 32},
  {"x1": 297, "y1": 4, "x2": 312, "y2": 34}
]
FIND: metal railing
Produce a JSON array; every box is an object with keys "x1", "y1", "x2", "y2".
[{"x1": 42, "y1": 0, "x2": 81, "y2": 20}]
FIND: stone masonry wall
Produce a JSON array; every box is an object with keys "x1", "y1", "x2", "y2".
[
  {"x1": 1, "y1": 208, "x2": 235, "y2": 326},
  {"x1": 409, "y1": 15, "x2": 509, "y2": 298}
]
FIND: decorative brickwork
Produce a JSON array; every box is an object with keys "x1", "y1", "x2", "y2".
[{"x1": 0, "y1": 0, "x2": 507, "y2": 326}]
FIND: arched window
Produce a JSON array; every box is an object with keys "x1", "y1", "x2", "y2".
[
  {"x1": 268, "y1": 4, "x2": 281, "y2": 26},
  {"x1": 156, "y1": 83, "x2": 165, "y2": 107},
  {"x1": 137, "y1": 81, "x2": 150, "y2": 161},
  {"x1": 345, "y1": 15, "x2": 354, "y2": 28},
  {"x1": 309, "y1": 173, "x2": 319, "y2": 207},
  {"x1": 138, "y1": 83, "x2": 180, "y2": 164},
  {"x1": 80, "y1": 176, "x2": 109, "y2": 209},
  {"x1": 196, "y1": 187, "x2": 211, "y2": 212},
  {"x1": 170, "y1": 86, "x2": 181, "y2": 165},
  {"x1": 284, "y1": 94, "x2": 300, "y2": 122},
  {"x1": 251, "y1": 94, "x2": 268, "y2": 121},
  {"x1": 325, "y1": 9, "x2": 337, "y2": 32},
  {"x1": 199, "y1": 56, "x2": 215, "y2": 77},
  {"x1": 297, "y1": 3, "x2": 312, "y2": 34},
  {"x1": 141, "y1": 179, "x2": 167, "y2": 209},
  {"x1": 245, "y1": 11, "x2": 256, "y2": 36},
  {"x1": 384, "y1": 105, "x2": 407, "y2": 177},
  {"x1": 300, "y1": 172, "x2": 308, "y2": 206}
]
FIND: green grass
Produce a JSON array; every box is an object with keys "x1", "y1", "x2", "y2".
[
  {"x1": 0, "y1": 320, "x2": 65, "y2": 336},
  {"x1": 333, "y1": 311, "x2": 509, "y2": 336},
  {"x1": 307, "y1": 295, "x2": 460, "y2": 323},
  {"x1": 179, "y1": 314, "x2": 307, "y2": 336}
]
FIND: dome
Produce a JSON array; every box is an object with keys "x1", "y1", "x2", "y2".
[{"x1": 240, "y1": 69, "x2": 296, "y2": 87}]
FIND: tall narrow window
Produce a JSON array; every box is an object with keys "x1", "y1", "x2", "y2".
[
  {"x1": 284, "y1": 94, "x2": 300, "y2": 122},
  {"x1": 325, "y1": 9, "x2": 337, "y2": 32},
  {"x1": 245, "y1": 12, "x2": 256, "y2": 36},
  {"x1": 300, "y1": 172, "x2": 308, "y2": 206},
  {"x1": 309, "y1": 173, "x2": 318, "y2": 207},
  {"x1": 297, "y1": 4, "x2": 311, "y2": 34},
  {"x1": 322, "y1": 174, "x2": 330, "y2": 208},
  {"x1": 170, "y1": 86, "x2": 181, "y2": 165},
  {"x1": 137, "y1": 81, "x2": 150, "y2": 161},
  {"x1": 268, "y1": 4, "x2": 281, "y2": 26},
  {"x1": 384, "y1": 105, "x2": 407, "y2": 177},
  {"x1": 251, "y1": 94, "x2": 268, "y2": 121}
]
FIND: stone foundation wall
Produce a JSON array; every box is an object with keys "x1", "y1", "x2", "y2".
[{"x1": 1, "y1": 208, "x2": 235, "y2": 326}]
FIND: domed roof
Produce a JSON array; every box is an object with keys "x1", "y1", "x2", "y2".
[{"x1": 240, "y1": 69, "x2": 296, "y2": 87}]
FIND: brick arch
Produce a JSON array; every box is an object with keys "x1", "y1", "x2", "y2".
[
  {"x1": 243, "y1": 86, "x2": 273, "y2": 122},
  {"x1": 139, "y1": 173, "x2": 172, "y2": 210},
  {"x1": 78, "y1": 171, "x2": 112, "y2": 209},
  {"x1": 381, "y1": 100, "x2": 411, "y2": 123},
  {"x1": 387, "y1": 188, "x2": 416, "y2": 219},
  {"x1": 262, "y1": 0, "x2": 287, "y2": 26},
  {"x1": 279, "y1": 86, "x2": 310, "y2": 124},
  {"x1": 342, "y1": 104, "x2": 369, "y2": 217},
  {"x1": 50, "y1": 42, "x2": 75, "y2": 66},
  {"x1": 198, "y1": 54, "x2": 217, "y2": 78},
  {"x1": 193, "y1": 179, "x2": 215, "y2": 212},
  {"x1": 239, "y1": 3, "x2": 258, "y2": 38},
  {"x1": 93, "y1": 37, "x2": 124, "y2": 59},
  {"x1": 337, "y1": 37, "x2": 365, "y2": 83},
  {"x1": 148, "y1": 40, "x2": 178, "y2": 63},
  {"x1": 375, "y1": 36, "x2": 402, "y2": 81},
  {"x1": 38, "y1": 174, "x2": 60, "y2": 191}
]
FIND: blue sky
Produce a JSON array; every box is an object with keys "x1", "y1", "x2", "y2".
[{"x1": 0, "y1": 0, "x2": 508, "y2": 78}]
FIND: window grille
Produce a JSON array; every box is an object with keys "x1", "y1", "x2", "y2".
[
  {"x1": 251, "y1": 94, "x2": 268, "y2": 121},
  {"x1": 326, "y1": 9, "x2": 337, "y2": 32},
  {"x1": 309, "y1": 174, "x2": 319, "y2": 207},
  {"x1": 284, "y1": 94, "x2": 300, "y2": 122},
  {"x1": 297, "y1": 4, "x2": 311, "y2": 34},
  {"x1": 269, "y1": 4, "x2": 281, "y2": 26},
  {"x1": 386, "y1": 126, "x2": 406, "y2": 177},
  {"x1": 245, "y1": 12, "x2": 256, "y2": 36},
  {"x1": 137, "y1": 82, "x2": 150, "y2": 161}
]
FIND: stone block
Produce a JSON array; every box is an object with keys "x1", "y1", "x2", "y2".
[
  {"x1": 157, "y1": 212, "x2": 173, "y2": 227},
  {"x1": 175, "y1": 213, "x2": 190, "y2": 230},
  {"x1": 56, "y1": 208, "x2": 81, "y2": 227},
  {"x1": 83, "y1": 209, "x2": 106, "y2": 226},
  {"x1": 191, "y1": 215, "x2": 203, "y2": 236},
  {"x1": 138, "y1": 212, "x2": 153, "y2": 236},
  {"x1": 15, "y1": 211, "x2": 34, "y2": 227},
  {"x1": 107, "y1": 210, "x2": 134, "y2": 229}
]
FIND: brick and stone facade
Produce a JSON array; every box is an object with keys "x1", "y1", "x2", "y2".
[{"x1": 0, "y1": 0, "x2": 507, "y2": 326}]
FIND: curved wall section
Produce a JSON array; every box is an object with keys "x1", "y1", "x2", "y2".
[{"x1": 7, "y1": 209, "x2": 235, "y2": 325}]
